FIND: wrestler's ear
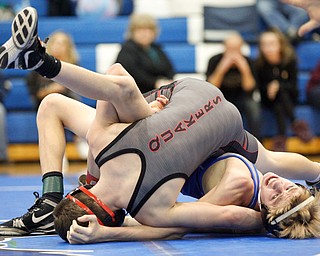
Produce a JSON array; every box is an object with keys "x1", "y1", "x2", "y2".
[{"x1": 105, "y1": 63, "x2": 131, "y2": 76}]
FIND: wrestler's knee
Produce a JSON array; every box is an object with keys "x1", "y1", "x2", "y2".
[
  {"x1": 106, "y1": 63, "x2": 128, "y2": 76},
  {"x1": 37, "y1": 93, "x2": 67, "y2": 122},
  {"x1": 112, "y1": 80, "x2": 140, "y2": 106},
  {"x1": 86, "y1": 122, "x2": 103, "y2": 152},
  {"x1": 106, "y1": 64, "x2": 139, "y2": 101}
]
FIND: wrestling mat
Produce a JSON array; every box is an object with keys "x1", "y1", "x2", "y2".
[{"x1": 0, "y1": 174, "x2": 319, "y2": 256}]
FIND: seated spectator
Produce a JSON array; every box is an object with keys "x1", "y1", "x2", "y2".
[
  {"x1": 306, "y1": 60, "x2": 320, "y2": 110},
  {"x1": 115, "y1": 13, "x2": 175, "y2": 93},
  {"x1": 256, "y1": 0, "x2": 309, "y2": 44},
  {"x1": 206, "y1": 33, "x2": 261, "y2": 139},
  {"x1": 26, "y1": 30, "x2": 87, "y2": 161},
  {"x1": 27, "y1": 31, "x2": 79, "y2": 108},
  {"x1": 255, "y1": 28, "x2": 312, "y2": 151}
]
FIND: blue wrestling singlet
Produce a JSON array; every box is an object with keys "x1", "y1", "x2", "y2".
[{"x1": 181, "y1": 153, "x2": 260, "y2": 209}]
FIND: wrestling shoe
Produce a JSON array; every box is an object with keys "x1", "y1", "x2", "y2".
[
  {"x1": 0, "y1": 192, "x2": 58, "y2": 236},
  {"x1": 0, "y1": 6, "x2": 45, "y2": 70}
]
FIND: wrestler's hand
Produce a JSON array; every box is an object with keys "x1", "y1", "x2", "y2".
[
  {"x1": 149, "y1": 95, "x2": 169, "y2": 113},
  {"x1": 67, "y1": 215, "x2": 105, "y2": 244},
  {"x1": 281, "y1": 0, "x2": 320, "y2": 36}
]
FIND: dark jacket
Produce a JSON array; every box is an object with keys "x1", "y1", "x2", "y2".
[
  {"x1": 206, "y1": 53, "x2": 256, "y2": 103},
  {"x1": 116, "y1": 40, "x2": 175, "y2": 93},
  {"x1": 256, "y1": 58, "x2": 298, "y2": 108}
]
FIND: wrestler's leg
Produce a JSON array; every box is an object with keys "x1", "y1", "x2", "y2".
[
  {"x1": 54, "y1": 62, "x2": 154, "y2": 123},
  {"x1": 79, "y1": 64, "x2": 149, "y2": 185},
  {"x1": 85, "y1": 151, "x2": 100, "y2": 184},
  {"x1": 254, "y1": 139, "x2": 320, "y2": 182},
  {"x1": 37, "y1": 93, "x2": 95, "y2": 175},
  {"x1": 84, "y1": 62, "x2": 162, "y2": 156},
  {"x1": 0, "y1": 94, "x2": 96, "y2": 235}
]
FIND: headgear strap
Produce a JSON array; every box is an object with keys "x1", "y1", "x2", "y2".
[
  {"x1": 270, "y1": 196, "x2": 315, "y2": 225},
  {"x1": 66, "y1": 194, "x2": 104, "y2": 225},
  {"x1": 66, "y1": 185, "x2": 116, "y2": 224},
  {"x1": 78, "y1": 186, "x2": 116, "y2": 222}
]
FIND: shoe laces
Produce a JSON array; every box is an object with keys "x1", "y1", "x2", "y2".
[
  {"x1": 27, "y1": 191, "x2": 44, "y2": 212},
  {"x1": 11, "y1": 192, "x2": 43, "y2": 227}
]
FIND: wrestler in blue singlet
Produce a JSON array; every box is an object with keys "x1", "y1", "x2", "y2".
[{"x1": 181, "y1": 153, "x2": 260, "y2": 209}]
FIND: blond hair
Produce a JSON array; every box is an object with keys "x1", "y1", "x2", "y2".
[
  {"x1": 126, "y1": 13, "x2": 159, "y2": 40},
  {"x1": 267, "y1": 189, "x2": 320, "y2": 239},
  {"x1": 47, "y1": 31, "x2": 79, "y2": 64}
]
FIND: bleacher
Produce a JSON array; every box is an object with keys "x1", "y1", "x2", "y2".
[{"x1": 1, "y1": 2, "x2": 320, "y2": 162}]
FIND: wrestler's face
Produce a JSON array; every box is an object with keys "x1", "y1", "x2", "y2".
[{"x1": 260, "y1": 172, "x2": 303, "y2": 208}]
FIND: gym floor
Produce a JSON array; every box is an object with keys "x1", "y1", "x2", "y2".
[{"x1": 0, "y1": 161, "x2": 320, "y2": 256}]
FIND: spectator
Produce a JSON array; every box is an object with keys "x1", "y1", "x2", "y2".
[
  {"x1": 306, "y1": 60, "x2": 320, "y2": 110},
  {"x1": 255, "y1": 28, "x2": 312, "y2": 151},
  {"x1": 26, "y1": 30, "x2": 87, "y2": 160},
  {"x1": 206, "y1": 33, "x2": 261, "y2": 139},
  {"x1": 256, "y1": 0, "x2": 309, "y2": 44},
  {"x1": 27, "y1": 31, "x2": 79, "y2": 108},
  {"x1": 0, "y1": 73, "x2": 10, "y2": 163},
  {"x1": 115, "y1": 13, "x2": 175, "y2": 93}
]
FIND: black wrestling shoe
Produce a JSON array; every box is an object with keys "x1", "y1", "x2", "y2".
[
  {"x1": 0, "y1": 192, "x2": 58, "y2": 236},
  {"x1": 0, "y1": 7, "x2": 45, "y2": 70}
]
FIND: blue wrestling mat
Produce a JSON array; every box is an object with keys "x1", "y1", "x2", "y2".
[{"x1": 0, "y1": 174, "x2": 320, "y2": 256}]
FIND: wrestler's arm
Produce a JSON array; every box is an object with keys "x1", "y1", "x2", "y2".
[
  {"x1": 164, "y1": 201, "x2": 263, "y2": 232},
  {"x1": 67, "y1": 202, "x2": 264, "y2": 244},
  {"x1": 67, "y1": 215, "x2": 189, "y2": 244},
  {"x1": 255, "y1": 139, "x2": 320, "y2": 181},
  {"x1": 67, "y1": 212, "x2": 263, "y2": 244}
]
